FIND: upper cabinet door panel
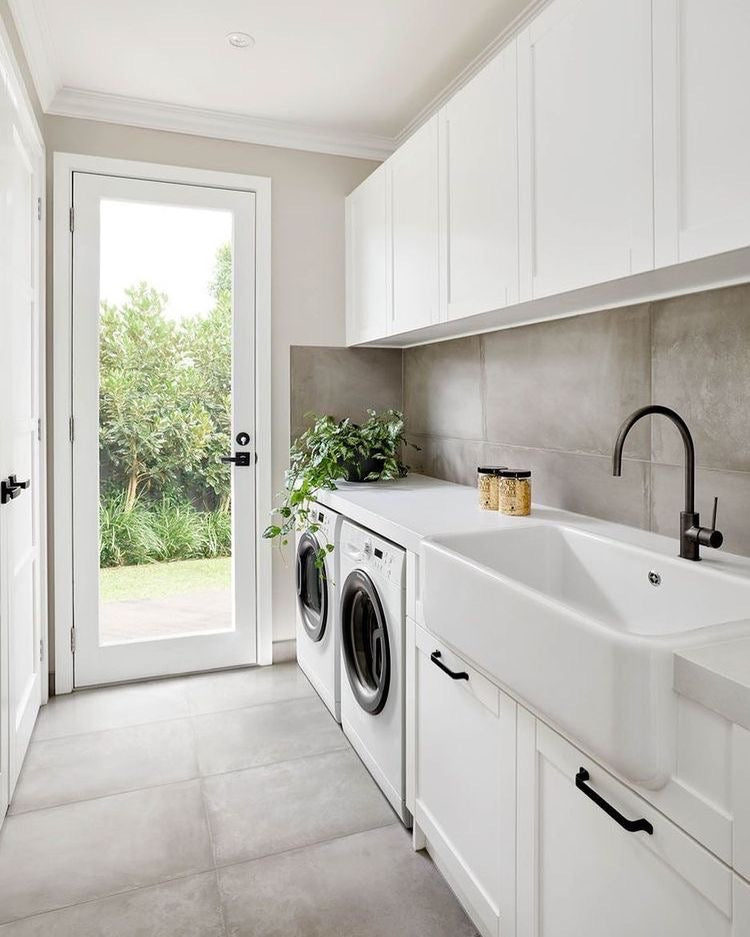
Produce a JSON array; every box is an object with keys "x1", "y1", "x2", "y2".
[
  {"x1": 389, "y1": 115, "x2": 440, "y2": 335},
  {"x1": 441, "y1": 42, "x2": 519, "y2": 321},
  {"x1": 346, "y1": 165, "x2": 388, "y2": 345},
  {"x1": 654, "y1": 0, "x2": 750, "y2": 266},
  {"x1": 517, "y1": 0, "x2": 654, "y2": 301}
]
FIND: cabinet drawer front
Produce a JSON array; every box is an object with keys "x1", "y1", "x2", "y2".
[
  {"x1": 534, "y1": 721, "x2": 733, "y2": 928},
  {"x1": 415, "y1": 625, "x2": 515, "y2": 936}
]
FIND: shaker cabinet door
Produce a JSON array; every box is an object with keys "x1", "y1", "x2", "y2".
[
  {"x1": 389, "y1": 114, "x2": 440, "y2": 335},
  {"x1": 517, "y1": 711, "x2": 737, "y2": 937},
  {"x1": 440, "y1": 41, "x2": 519, "y2": 321},
  {"x1": 653, "y1": 0, "x2": 750, "y2": 266},
  {"x1": 415, "y1": 625, "x2": 516, "y2": 937},
  {"x1": 345, "y1": 164, "x2": 388, "y2": 345},
  {"x1": 517, "y1": 0, "x2": 653, "y2": 300}
]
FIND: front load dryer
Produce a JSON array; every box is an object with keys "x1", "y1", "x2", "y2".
[
  {"x1": 338, "y1": 519, "x2": 410, "y2": 826},
  {"x1": 295, "y1": 503, "x2": 342, "y2": 722}
]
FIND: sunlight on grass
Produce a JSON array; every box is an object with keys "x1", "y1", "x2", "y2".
[{"x1": 100, "y1": 556, "x2": 231, "y2": 603}]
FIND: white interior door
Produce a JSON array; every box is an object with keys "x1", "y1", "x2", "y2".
[
  {"x1": 72, "y1": 173, "x2": 257, "y2": 686},
  {"x1": 0, "y1": 74, "x2": 43, "y2": 811}
]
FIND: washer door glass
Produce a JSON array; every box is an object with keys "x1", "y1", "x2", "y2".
[
  {"x1": 340, "y1": 569, "x2": 390, "y2": 714},
  {"x1": 296, "y1": 532, "x2": 327, "y2": 642}
]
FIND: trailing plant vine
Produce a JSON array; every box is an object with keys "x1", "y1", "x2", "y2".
[{"x1": 263, "y1": 409, "x2": 418, "y2": 565}]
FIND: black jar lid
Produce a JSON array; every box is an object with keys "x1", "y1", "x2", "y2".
[
  {"x1": 477, "y1": 465, "x2": 508, "y2": 475},
  {"x1": 499, "y1": 469, "x2": 531, "y2": 478}
]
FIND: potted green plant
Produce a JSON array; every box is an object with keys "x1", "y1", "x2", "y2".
[{"x1": 263, "y1": 409, "x2": 418, "y2": 564}]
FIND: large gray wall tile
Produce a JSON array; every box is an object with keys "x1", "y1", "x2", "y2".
[
  {"x1": 651, "y1": 284, "x2": 750, "y2": 471},
  {"x1": 0, "y1": 781, "x2": 213, "y2": 923},
  {"x1": 403, "y1": 336, "x2": 483, "y2": 439},
  {"x1": 651, "y1": 464, "x2": 750, "y2": 557},
  {"x1": 217, "y1": 825, "x2": 479, "y2": 937},
  {"x1": 483, "y1": 305, "x2": 651, "y2": 456},
  {"x1": 0, "y1": 872, "x2": 225, "y2": 937},
  {"x1": 481, "y1": 444, "x2": 650, "y2": 529},
  {"x1": 290, "y1": 346, "x2": 403, "y2": 441},
  {"x1": 408, "y1": 434, "x2": 482, "y2": 487}
]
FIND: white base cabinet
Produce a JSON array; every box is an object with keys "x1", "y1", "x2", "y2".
[
  {"x1": 516, "y1": 709, "x2": 743, "y2": 937},
  {"x1": 414, "y1": 625, "x2": 516, "y2": 937}
]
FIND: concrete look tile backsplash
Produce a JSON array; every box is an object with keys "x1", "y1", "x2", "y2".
[{"x1": 404, "y1": 283, "x2": 750, "y2": 557}]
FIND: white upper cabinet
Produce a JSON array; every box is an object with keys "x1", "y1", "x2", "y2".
[
  {"x1": 653, "y1": 0, "x2": 750, "y2": 266},
  {"x1": 345, "y1": 164, "x2": 388, "y2": 345},
  {"x1": 517, "y1": 0, "x2": 654, "y2": 300},
  {"x1": 439, "y1": 41, "x2": 519, "y2": 321},
  {"x1": 388, "y1": 114, "x2": 440, "y2": 335}
]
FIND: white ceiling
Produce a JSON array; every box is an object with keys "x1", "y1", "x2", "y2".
[{"x1": 11, "y1": 0, "x2": 534, "y2": 157}]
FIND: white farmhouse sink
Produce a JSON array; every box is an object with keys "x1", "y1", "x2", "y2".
[{"x1": 422, "y1": 524, "x2": 750, "y2": 787}]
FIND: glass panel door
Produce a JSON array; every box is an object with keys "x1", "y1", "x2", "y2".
[{"x1": 72, "y1": 173, "x2": 256, "y2": 686}]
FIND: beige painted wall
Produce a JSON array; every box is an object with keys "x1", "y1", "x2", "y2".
[{"x1": 43, "y1": 115, "x2": 379, "y2": 647}]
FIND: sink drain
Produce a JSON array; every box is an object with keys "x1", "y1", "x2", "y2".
[{"x1": 647, "y1": 570, "x2": 662, "y2": 587}]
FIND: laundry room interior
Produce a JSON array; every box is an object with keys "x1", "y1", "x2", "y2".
[{"x1": 2, "y1": 1, "x2": 750, "y2": 935}]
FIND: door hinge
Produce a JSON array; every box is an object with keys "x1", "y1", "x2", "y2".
[
  {"x1": 37, "y1": 418, "x2": 42, "y2": 442},
  {"x1": 70, "y1": 627, "x2": 76, "y2": 653},
  {"x1": 69, "y1": 206, "x2": 75, "y2": 233},
  {"x1": 37, "y1": 196, "x2": 42, "y2": 222},
  {"x1": 40, "y1": 638, "x2": 44, "y2": 662},
  {"x1": 69, "y1": 415, "x2": 75, "y2": 442}
]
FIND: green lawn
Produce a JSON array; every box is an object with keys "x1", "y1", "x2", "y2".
[{"x1": 100, "y1": 556, "x2": 231, "y2": 603}]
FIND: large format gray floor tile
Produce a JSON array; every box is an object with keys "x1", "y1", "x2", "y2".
[
  {"x1": 182, "y1": 662, "x2": 314, "y2": 716},
  {"x1": 33, "y1": 679, "x2": 190, "y2": 741},
  {"x1": 0, "y1": 872, "x2": 225, "y2": 937},
  {"x1": 11, "y1": 718, "x2": 199, "y2": 814},
  {"x1": 191, "y1": 696, "x2": 346, "y2": 776},
  {"x1": 0, "y1": 780, "x2": 213, "y2": 923},
  {"x1": 217, "y1": 825, "x2": 479, "y2": 937},
  {"x1": 202, "y1": 749, "x2": 396, "y2": 866}
]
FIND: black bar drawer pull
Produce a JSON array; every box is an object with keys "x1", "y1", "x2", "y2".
[
  {"x1": 430, "y1": 650, "x2": 469, "y2": 681},
  {"x1": 575, "y1": 768, "x2": 653, "y2": 835}
]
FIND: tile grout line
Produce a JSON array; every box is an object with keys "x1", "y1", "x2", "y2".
[
  {"x1": 31, "y1": 688, "x2": 317, "y2": 745},
  {"x1": 0, "y1": 819, "x2": 403, "y2": 930},
  {"x1": 9, "y1": 741, "x2": 351, "y2": 818}
]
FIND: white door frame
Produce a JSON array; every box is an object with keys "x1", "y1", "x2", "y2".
[{"x1": 52, "y1": 153, "x2": 273, "y2": 693}]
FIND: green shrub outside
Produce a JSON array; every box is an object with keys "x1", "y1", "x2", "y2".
[{"x1": 99, "y1": 244, "x2": 233, "y2": 569}]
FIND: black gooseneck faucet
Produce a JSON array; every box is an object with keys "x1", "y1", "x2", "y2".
[{"x1": 612, "y1": 405, "x2": 723, "y2": 561}]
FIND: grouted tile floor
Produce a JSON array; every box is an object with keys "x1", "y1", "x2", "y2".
[{"x1": 0, "y1": 663, "x2": 478, "y2": 936}]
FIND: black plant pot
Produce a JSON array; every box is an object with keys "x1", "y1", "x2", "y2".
[{"x1": 342, "y1": 455, "x2": 382, "y2": 483}]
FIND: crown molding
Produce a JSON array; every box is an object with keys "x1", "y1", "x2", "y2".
[
  {"x1": 7, "y1": 0, "x2": 61, "y2": 109},
  {"x1": 395, "y1": 0, "x2": 550, "y2": 146},
  {"x1": 47, "y1": 87, "x2": 395, "y2": 161}
]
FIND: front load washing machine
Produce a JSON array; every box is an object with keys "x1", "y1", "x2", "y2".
[
  {"x1": 338, "y1": 519, "x2": 411, "y2": 826},
  {"x1": 295, "y1": 503, "x2": 342, "y2": 722}
]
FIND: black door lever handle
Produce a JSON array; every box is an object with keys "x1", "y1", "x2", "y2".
[
  {"x1": 220, "y1": 452, "x2": 251, "y2": 467},
  {"x1": 1, "y1": 474, "x2": 31, "y2": 505}
]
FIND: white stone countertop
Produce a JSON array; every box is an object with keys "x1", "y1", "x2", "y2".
[{"x1": 316, "y1": 472, "x2": 750, "y2": 731}]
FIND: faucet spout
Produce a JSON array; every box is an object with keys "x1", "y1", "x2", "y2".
[
  {"x1": 612, "y1": 404, "x2": 722, "y2": 560},
  {"x1": 612, "y1": 405, "x2": 695, "y2": 514}
]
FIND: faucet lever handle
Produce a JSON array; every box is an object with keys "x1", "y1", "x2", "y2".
[{"x1": 710, "y1": 495, "x2": 719, "y2": 531}]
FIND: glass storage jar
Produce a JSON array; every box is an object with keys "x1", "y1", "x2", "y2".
[
  {"x1": 477, "y1": 466, "x2": 507, "y2": 511},
  {"x1": 498, "y1": 470, "x2": 532, "y2": 516}
]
